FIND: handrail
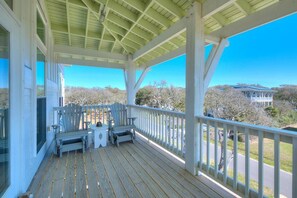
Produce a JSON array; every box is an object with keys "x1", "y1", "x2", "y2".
[
  {"x1": 129, "y1": 105, "x2": 185, "y2": 159},
  {"x1": 127, "y1": 104, "x2": 185, "y2": 117},
  {"x1": 197, "y1": 115, "x2": 297, "y2": 140}
]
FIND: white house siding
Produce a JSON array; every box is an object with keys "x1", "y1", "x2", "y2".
[{"x1": 0, "y1": 0, "x2": 60, "y2": 197}]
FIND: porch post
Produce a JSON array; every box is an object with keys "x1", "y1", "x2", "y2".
[
  {"x1": 126, "y1": 55, "x2": 136, "y2": 105},
  {"x1": 185, "y1": 2, "x2": 205, "y2": 175}
]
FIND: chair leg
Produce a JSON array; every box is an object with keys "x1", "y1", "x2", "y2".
[
  {"x1": 82, "y1": 137, "x2": 86, "y2": 153},
  {"x1": 59, "y1": 147, "x2": 62, "y2": 158},
  {"x1": 59, "y1": 140, "x2": 63, "y2": 158}
]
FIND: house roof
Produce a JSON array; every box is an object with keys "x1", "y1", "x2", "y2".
[
  {"x1": 45, "y1": 0, "x2": 297, "y2": 69},
  {"x1": 232, "y1": 85, "x2": 276, "y2": 92}
]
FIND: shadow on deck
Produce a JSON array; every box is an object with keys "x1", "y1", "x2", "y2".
[{"x1": 28, "y1": 135, "x2": 237, "y2": 198}]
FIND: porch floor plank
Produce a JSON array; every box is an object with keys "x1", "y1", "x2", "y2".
[
  {"x1": 132, "y1": 140, "x2": 208, "y2": 198},
  {"x1": 99, "y1": 148, "x2": 128, "y2": 197},
  {"x1": 51, "y1": 152, "x2": 68, "y2": 198},
  {"x1": 91, "y1": 149, "x2": 115, "y2": 198},
  {"x1": 122, "y1": 144, "x2": 180, "y2": 198},
  {"x1": 28, "y1": 136, "x2": 237, "y2": 198},
  {"x1": 63, "y1": 151, "x2": 75, "y2": 197},
  {"x1": 119, "y1": 143, "x2": 168, "y2": 198},
  {"x1": 110, "y1": 146, "x2": 155, "y2": 198},
  {"x1": 85, "y1": 150, "x2": 101, "y2": 198},
  {"x1": 75, "y1": 151, "x2": 88, "y2": 198}
]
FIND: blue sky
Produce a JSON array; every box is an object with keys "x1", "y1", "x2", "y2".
[{"x1": 64, "y1": 13, "x2": 297, "y2": 90}]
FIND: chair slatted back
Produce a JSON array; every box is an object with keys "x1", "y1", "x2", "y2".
[
  {"x1": 109, "y1": 103, "x2": 128, "y2": 126},
  {"x1": 59, "y1": 103, "x2": 83, "y2": 132}
]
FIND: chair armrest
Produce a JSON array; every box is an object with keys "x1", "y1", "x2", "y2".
[{"x1": 52, "y1": 125, "x2": 60, "y2": 133}]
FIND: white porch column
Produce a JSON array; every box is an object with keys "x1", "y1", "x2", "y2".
[
  {"x1": 126, "y1": 55, "x2": 136, "y2": 105},
  {"x1": 185, "y1": 2, "x2": 205, "y2": 175}
]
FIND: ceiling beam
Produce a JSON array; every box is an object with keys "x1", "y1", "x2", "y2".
[
  {"x1": 234, "y1": 0, "x2": 252, "y2": 15},
  {"x1": 132, "y1": 15, "x2": 221, "y2": 61},
  {"x1": 84, "y1": 10, "x2": 90, "y2": 48},
  {"x1": 106, "y1": 0, "x2": 138, "y2": 22},
  {"x1": 81, "y1": 0, "x2": 131, "y2": 53},
  {"x1": 144, "y1": 46, "x2": 185, "y2": 68},
  {"x1": 119, "y1": 0, "x2": 154, "y2": 46},
  {"x1": 132, "y1": 17, "x2": 187, "y2": 61},
  {"x1": 57, "y1": 57, "x2": 125, "y2": 68},
  {"x1": 153, "y1": 0, "x2": 184, "y2": 19},
  {"x1": 66, "y1": 0, "x2": 71, "y2": 45},
  {"x1": 54, "y1": 45, "x2": 128, "y2": 61},
  {"x1": 202, "y1": 0, "x2": 236, "y2": 19},
  {"x1": 210, "y1": 0, "x2": 297, "y2": 38},
  {"x1": 146, "y1": 8, "x2": 171, "y2": 28},
  {"x1": 51, "y1": 24, "x2": 115, "y2": 42}
]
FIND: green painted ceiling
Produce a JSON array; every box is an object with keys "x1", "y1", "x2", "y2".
[{"x1": 45, "y1": 0, "x2": 280, "y2": 67}]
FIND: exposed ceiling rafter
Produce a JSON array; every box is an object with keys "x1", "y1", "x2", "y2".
[{"x1": 54, "y1": 45, "x2": 128, "y2": 61}]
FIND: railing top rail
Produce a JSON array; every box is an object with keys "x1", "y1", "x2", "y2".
[
  {"x1": 53, "y1": 104, "x2": 110, "y2": 111},
  {"x1": 128, "y1": 104, "x2": 185, "y2": 117},
  {"x1": 197, "y1": 115, "x2": 297, "y2": 138}
]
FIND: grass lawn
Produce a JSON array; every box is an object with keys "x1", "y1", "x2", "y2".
[
  {"x1": 228, "y1": 138, "x2": 292, "y2": 173},
  {"x1": 204, "y1": 132, "x2": 293, "y2": 172},
  {"x1": 228, "y1": 169, "x2": 273, "y2": 198}
]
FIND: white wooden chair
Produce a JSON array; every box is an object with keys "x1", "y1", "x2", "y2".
[
  {"x1": 53, "y1": 104, "x2": 90, "y2": 157},
  {"x1": 108, "y1": 103, "x2": 136, "y2": 146}
]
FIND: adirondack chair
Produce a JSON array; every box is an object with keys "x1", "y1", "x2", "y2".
[
  {"x1": 53, "y1": 103, "x2": 90, "y2": 157},
  {"x1": 108, "y1": 103, "x2": 136, "y2": 147}
]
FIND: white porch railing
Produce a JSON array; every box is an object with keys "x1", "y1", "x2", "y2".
[
  {"x1": 129, "y1": 105, "x2": 186, "y2": 159},
  {"x1": 197, "y1": 116, "x2": 297, "y2": 198},
  {"x1": 129, "y1": 105, "x2": 297, "y2": 198}
]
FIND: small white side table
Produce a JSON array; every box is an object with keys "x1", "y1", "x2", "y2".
[{"x1": 90, "y1": 124, "x2": 108, "y2": 148}]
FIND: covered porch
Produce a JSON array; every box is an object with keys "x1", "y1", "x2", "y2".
[{"x1": 1, "y1": 0, "x2": 297, "y2": 197}]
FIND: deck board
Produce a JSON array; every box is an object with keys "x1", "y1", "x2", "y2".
[
  {"x1": 85, "y1": 150, "x2": 101, "y2": 198},
  {"x1": 28, "y1": 136, "x2": 237, "y2": 198}
]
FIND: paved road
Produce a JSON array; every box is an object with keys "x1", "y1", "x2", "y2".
[{"x1": 203, "y1": 141, "x2": 292, "y2": 198}]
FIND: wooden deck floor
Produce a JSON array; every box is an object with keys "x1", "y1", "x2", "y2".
[{"x1": 28, "y1": 136, "x2": 237, "y2": 198}]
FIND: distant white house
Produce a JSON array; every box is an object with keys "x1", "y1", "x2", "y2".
[{"x1": 232, "y1": 85, "x2": 276, "y2": 107}]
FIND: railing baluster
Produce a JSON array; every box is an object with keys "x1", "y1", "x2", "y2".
[
  {"x1": 258, "y1": 131, "x2": 264, "y2": 198},
  {"x1": 199, "y1": 119, "x2": 203, "y2": 170},
  {"x1": 177, "y1": 116, "x2": 180, "y2": 155},
  {"x1": 293, "y1": 137, "x2": 297, "y2": 198},
  {"x1": 233, "y1": 125, "x2": 238, "y2": 190},
  {"x1": 245, "y1": 128, "x2": 250, "y2": 197},
  {"x1": 274, "y1": 134, "x2": 280, "y2": 198},
  {"x1": 223, "y1": 124, "x2": 227, "y2": 184},
  {"x1": 159, "y1": 112, "x2": 162, "y2": 145},
  {"x1": 172, "y1": 115, "x2": 175, "y2": 151},
  {"x1": 206, "y1": 120, "x2": 210, "y2": 173},
  {"x1": 181, "y1": 117, "x2": 184, "y2": 157},
  {"x1": 214, "y1": 122, "x2": 218, "y2": 178}
]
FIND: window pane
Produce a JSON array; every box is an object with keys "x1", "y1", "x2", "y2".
[
  {"x1": 36, "y1": 48, "x2": 46, "y2": 152},
  {"x1": 4, "y1": 0, "x2": 13, "y2": 10},
  {"x1": 37, "y1": 12, "x2": 45, "y2": 44},
  {"x1": 36, "y1": 48, "x2": 45, "y2": 97},
  {"x1": 0, "y1": 25, "x2": 10, "y2": 196}
]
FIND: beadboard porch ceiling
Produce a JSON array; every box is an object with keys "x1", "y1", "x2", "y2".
[{"x1": 45, "y1": 0, "x2": 297, "y2": 68}]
